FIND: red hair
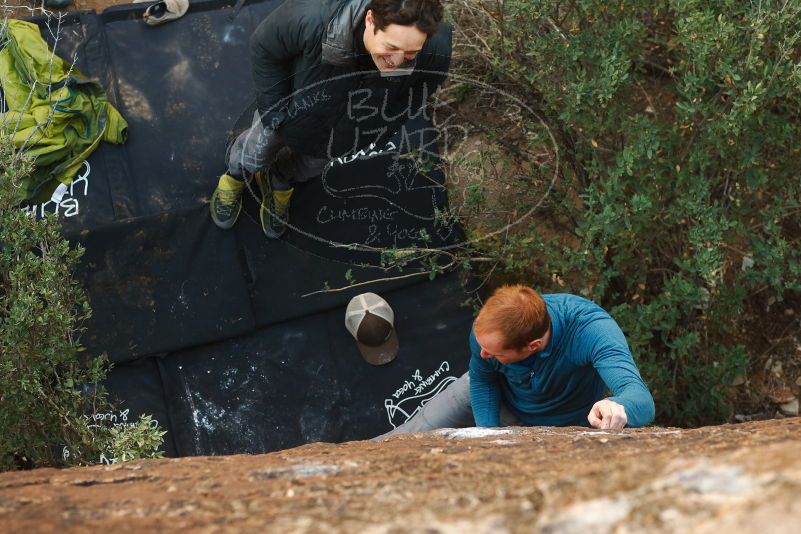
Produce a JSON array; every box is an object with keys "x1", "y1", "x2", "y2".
[{"x1": 475, "y1": 285, "x2": 550, "y2": 349}]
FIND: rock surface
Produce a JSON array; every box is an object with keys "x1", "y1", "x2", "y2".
[{"x1": 2, "y1": 419, "x2": 801, "y2": 533}]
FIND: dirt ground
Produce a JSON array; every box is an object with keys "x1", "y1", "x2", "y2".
[
  {"x1": 69, "y1": 0, "x2": 122, "y2": 13},
  {"x1": 1, "y1": 418, "x2": 800, "y2": 533},
  {"x1": 2, "y1": 0, "x2": 141, "y2": 18},
  {"x1": 71, "y1": 0, "x2": 135, "y2": 13}
]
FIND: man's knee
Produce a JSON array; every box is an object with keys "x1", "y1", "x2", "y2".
[{"x1": 450, "y1": 372, "x2": 471, "y2": 403}]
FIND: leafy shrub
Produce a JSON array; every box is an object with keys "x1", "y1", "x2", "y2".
[
  {"x1": 445, "y1": 0, "x2": 801, "y2": 425},
  {"x1": 0, "y1": 137, "x2": 165, "y2": 470}
]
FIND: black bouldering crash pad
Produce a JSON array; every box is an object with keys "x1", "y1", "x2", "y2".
[{"x1": 17, "y1": 0, "x2": 475, "y2": 456}]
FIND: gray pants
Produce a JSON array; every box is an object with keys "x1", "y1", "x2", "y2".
[
  {"x1": 226, "y1": 111, "x2": 329, "y2": 190},
  {"x1": 375, "y1": 372, "x2": 522, "y2": 439}
]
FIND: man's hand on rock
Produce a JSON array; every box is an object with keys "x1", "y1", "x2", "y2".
[{"x1": 587, "y1": 399, "x2": 627, "y2": 430}]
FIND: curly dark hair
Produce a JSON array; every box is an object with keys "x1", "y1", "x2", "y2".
[{"x1": 367, "y1": 0, "x2": 444, "y2": 36}]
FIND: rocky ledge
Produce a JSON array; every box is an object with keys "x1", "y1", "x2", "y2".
[{"x1": 1, "y1": 418, "x2": 800, "y2": 533}]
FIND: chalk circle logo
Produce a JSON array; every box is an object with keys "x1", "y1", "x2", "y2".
[
  {"x1": 384, "y1": 361, "x2": 457, "y2": 429},
  {"x1": 235, "y1": 67, "x2": 560, "y2": 264}
]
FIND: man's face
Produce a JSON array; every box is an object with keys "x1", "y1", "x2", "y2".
[
  {"x1": 363, "y1": 10, "x2": 428, "y2": 73},
  {"x1": 475, "y1": 330, "x2": 535, "y2": 365}
]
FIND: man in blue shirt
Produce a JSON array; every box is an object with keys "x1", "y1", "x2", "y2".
[{"x1": 380, "y1": 285, "x2": 655, "y2": 436}]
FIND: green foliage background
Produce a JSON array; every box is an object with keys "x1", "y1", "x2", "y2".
[
  {"x1": 0, "y1": 138, "x2": 165, "y2": 471},
  {"x1": 446, "y1": 0, "x2": 801, "y2": 425}
]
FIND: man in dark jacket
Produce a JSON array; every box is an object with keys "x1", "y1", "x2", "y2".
[{"x1": 210, "y1": 0, "x2": 452, "y2": 238}]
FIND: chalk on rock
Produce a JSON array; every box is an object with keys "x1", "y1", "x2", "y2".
[{"x1": 437, "y1": 428, "x2": 517, "y2": 440}]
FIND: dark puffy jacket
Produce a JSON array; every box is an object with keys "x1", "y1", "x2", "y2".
[{"x1": 249, "y1": 0, "x2": 452, "y2": 159}]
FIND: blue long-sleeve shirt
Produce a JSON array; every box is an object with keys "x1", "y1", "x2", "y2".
[{"x1": 469, "y1": 293, "x2": 655, "y2": 428}]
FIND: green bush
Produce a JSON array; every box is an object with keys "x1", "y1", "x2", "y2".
[
  {"x1": 0, "y1": 137, "x2": 165, "y2": 470},
  {"x1": 445, "y1": 0, "x2": 801, "y2": 425}
]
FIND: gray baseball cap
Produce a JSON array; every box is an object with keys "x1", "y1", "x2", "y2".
[{"x1": 345, "y1": 293, "x2": 399, "y2": 365}]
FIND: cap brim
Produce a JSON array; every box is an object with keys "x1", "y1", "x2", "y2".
[{"x1": 357, "y1": 328, "x2": 399, "y2": 366}]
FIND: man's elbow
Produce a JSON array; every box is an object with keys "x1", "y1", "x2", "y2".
[
  {"x1": 629, "y1": 395, "x2": 655, "y2": 428},
  {"x1": 643, "y1": 395, "x2": 656, "y2": 425},
  {"x1": 249, "y1": 31, "x2": 264, "y2": 60}
]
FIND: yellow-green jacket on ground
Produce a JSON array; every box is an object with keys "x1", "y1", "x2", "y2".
[{"x1": 0, "y1": 19, "x2": 127, "y2": 203}]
